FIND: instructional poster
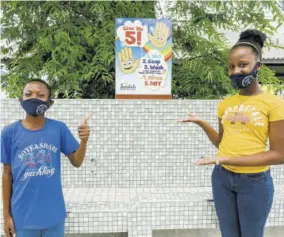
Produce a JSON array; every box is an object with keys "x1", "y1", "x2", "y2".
[{"x1": 115, "y1": 18, "x2": 172, "y2": 99}]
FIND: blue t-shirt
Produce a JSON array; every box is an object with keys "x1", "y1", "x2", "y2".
[{"x1": 1, "y1": 118, "x2": 80, "y2": 231}]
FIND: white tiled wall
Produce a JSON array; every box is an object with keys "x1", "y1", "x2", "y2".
[
  {"x1": 1, "y1": 99, "x2": 283, "y2": 236},
  {"x1": 1, "y1": 99, "x2": 283, "y2": 188}
]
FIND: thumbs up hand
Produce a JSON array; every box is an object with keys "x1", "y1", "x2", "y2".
[{"x1": 78, "y1": 115, "x2": 90, "y2": 142}]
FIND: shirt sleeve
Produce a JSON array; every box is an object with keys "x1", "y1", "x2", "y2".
[
  {"x1": 60, "y1": 122, "x2": 80, "y2": 156},
  {"x1": 217, "y1": 99, "x2": 226, "y2": 119},
  {"x1": 269, "y1": 97, "x2": 284, "y2": 122},
  {"x1": 1, "y1": 127, "x2": 12, "y2": 164}
]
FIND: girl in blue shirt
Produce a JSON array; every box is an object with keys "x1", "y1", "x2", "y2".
[{"x1": 1, "y1": 79, "x2": 90, "y2": 237}]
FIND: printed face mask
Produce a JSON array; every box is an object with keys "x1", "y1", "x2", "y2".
[
  {"x1": 230, "y1": 63, "x2": 260, "y2": 90},
  {"x1": 20, "y1": 98, "x2": 51, "y2": 117}
]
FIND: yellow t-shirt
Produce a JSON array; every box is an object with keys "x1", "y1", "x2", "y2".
[{"x1": 217, "y1": 92, "x2": 284, "y2": 173}]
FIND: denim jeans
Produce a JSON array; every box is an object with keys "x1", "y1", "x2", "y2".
[{"x1": 212, "y1": 165, "x2": 274, "y2": 237}]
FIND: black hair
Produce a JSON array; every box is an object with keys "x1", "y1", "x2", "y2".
[
  {"x1": 232, "y1": 29, "x2": 267, "y2": 61},
  {"x1": 24, "y1": 79, "x2": 52, "y2": 98}
]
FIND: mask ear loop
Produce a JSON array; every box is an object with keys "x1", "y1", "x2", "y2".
[
  {"x1": 255, "y1": 62, "x2": 261, "y2": 79},
  {"x1": 19, "y1": 97, "x2": 26, "y2": 120}
]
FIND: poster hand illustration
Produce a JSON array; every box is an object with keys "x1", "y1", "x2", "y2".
[
  {"x1": 118, "y1": 47, "x2": 140, "y2": 74},
  {"x1": 148, "y1": 22, "x2": 169, "y2": 48}
]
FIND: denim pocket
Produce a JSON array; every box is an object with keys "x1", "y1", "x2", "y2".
[{"x1": 244, "y1": 172, "x2": 266, "y2": 180}]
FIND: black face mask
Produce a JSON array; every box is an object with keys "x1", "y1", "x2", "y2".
[
  {"x1": 229, "y1": 63, "x2": 260, "y2": 90},
  {"x1": 20, "y1": 98, "x2": 51, "y2": 117}
]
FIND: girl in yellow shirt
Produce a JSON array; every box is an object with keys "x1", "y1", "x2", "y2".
[{"x1": 180, "y1": 29, "x2": 284, "y2": 237}]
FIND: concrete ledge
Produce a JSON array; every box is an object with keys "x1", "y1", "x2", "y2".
[
  {"x1": 153, "y1": 227, "x2": 284, "y2": 237},
  {"x1": 64, "y1": 186, "x2": 284, "y2": 237}
]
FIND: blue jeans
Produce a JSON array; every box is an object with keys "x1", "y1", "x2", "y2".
[
  {"x1": 212, "y1": 165, "x2": 274, "y2": 237},
  {"x1": 16, "y1": 221, "x2": 64, "y2": 237}
]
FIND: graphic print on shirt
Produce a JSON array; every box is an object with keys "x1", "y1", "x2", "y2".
[
  {"x1": 18, "y1": 142, "x2": 58, "y2": 181},
  {"x1": 221, "y1": 104, "x2": 265, "y2": 132}
]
